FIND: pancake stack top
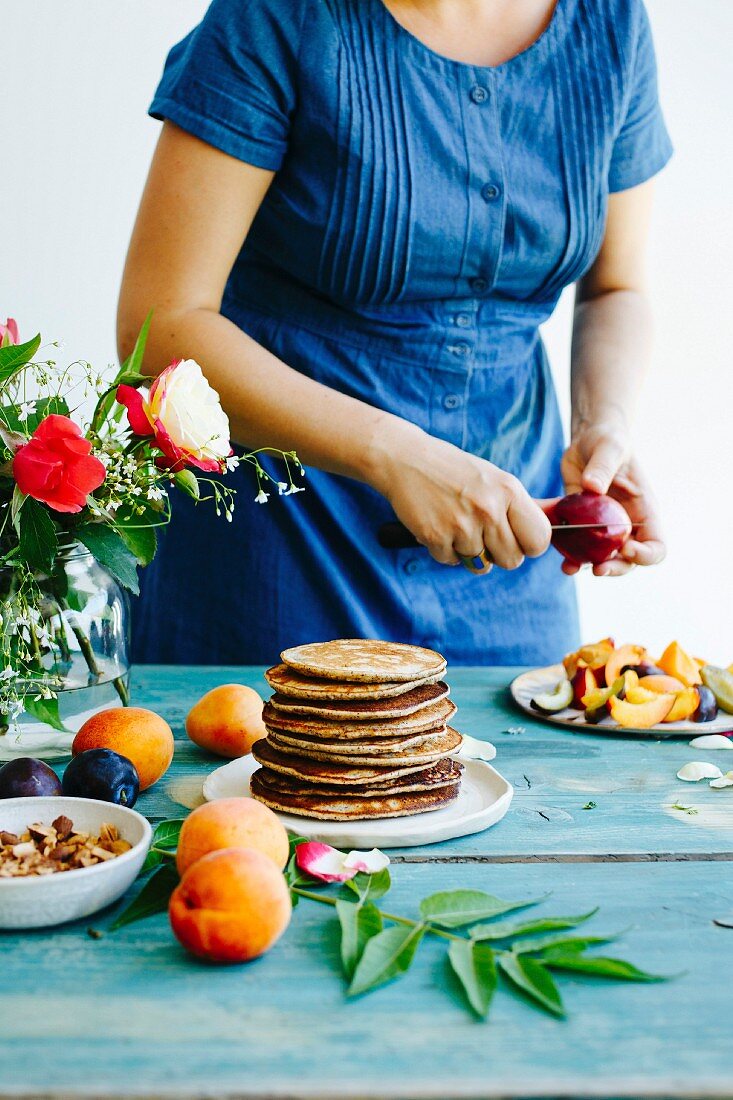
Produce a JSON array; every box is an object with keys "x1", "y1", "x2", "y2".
[{"x1": 250, "y1": 639, "x2": 464, "y2": 821}]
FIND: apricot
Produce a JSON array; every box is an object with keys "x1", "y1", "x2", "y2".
[
  {"x1": 658, "y1": 642, "x2": 702, "y2": 687},
  {"x1": 176, "y1": 797, "x2": 289, "y2": 876},
  {"x1": 186, "y1": 684, "x2": 266, "y2": 759},
  {"x1": 609, "y1": 694, "x2": 675, "y2": 729},
  {"x1": 169, "y1": 848, "x2": 291, "y2": 963},
  {"x1": 605, "y1": 645, "x2": 648, "y2": 687},
  {"x1": 639, "y1": 674, "x2": 686, "y2": 695},
  {"x1": 72, "y1": 707, "x2": 174, "y2": 791},
  {"x1": 664, "y1": 687, "x2": 700, "y2": 723}
]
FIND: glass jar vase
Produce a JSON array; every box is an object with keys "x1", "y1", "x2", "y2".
[{"x1": 0, "y1": 545, "x2": 130, "y2": 760}]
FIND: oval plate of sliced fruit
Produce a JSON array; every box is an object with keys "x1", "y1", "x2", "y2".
[{"x1": 511, "y1": 638, "x2": 733, "y2": 738}]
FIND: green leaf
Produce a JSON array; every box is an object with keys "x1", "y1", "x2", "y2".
[
  {"x1": 344, "y1": 867, "x2": 391, "y2": 902},
  {"x1": 336, "y1": 899, "x2": 383, "y2": 980},
  {"x1": 516, "y1": 933, "x2": 617, "y2": 955},
  {"x1": 24, "y1": 695, "x2": 69, "y2": 733},
  {"x1": 116, "y1": 522, "x2": 157, "y2": 567},
  {"x1": 471, "y1": 910, "x2": 598, "y2": 943},
  {"x1": 419, "y1": 890, "x2": 543, "y2": 929},
  {"x1": 18, "y1": 497, "x2": 58, "y2": 572},
  {"x1": 173, "y1": 468, "x2": 200, "y2": 501},
  {"x1": 498, "y1": 953, "x2": 566, "y2": 1018},
  {"x1": 348, "y1": 923, "x2": 425, "y2": 997},
  {"x1": 75, "y1": 524, "x2": 140, "y2": 594},
  {"x1": 448, "y1": 938, "x2": 497, "y2": 1019},
  {"x1": 151, "y1": 819, "x2": 185, "y2": 851},
  {"x1": 0, "y1": 334, "x2": 42, "y2": 384},
  {"x1": 110, "y1": 864, "x2": 179, "y2": 931},
  {"x1": 540, "y1": 952, "x2": 667, "y2": 982},
  {"x1": 140, "y1": 849, "x2": 164, "y2": 874},
  {"x1": 122, "y1": 310, "x2": 153, "y2": 378}
]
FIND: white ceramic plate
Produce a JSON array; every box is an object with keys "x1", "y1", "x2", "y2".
[
  {"x1": 511, "y1": 664, "x2": 733, "y2": 739},
  {"x1": 202, "y1": 755, "x2": 513, "y2": 849},
  {"x1": 0, "y1": 796, "x2": 152, "y2": 929}
]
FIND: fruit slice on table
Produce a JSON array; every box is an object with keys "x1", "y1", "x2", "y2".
[
  {"x1": 582, "y1": 676, "x2": 625, "y2": 724},
  {"x1": 531, "y1": 678, "x2": 574, "y2": 714},
  {"x1": 543, "y1": 492, "x2": 632, "y2": 566},
  {"x1": 570, "y1": 666, "x2": 597, "y2": 709},
  {"x1": 608, "y1": 694, "x2": 675, "y2": 729},
  {"x1": 626, "y1": 684, "x2": 664, "y2": 706},
  {"x1": 658, "y1": 641, "x2": 702, "y2": 687},
  {"x1": 604, "y1": 645, "x2": 648, "y2": 687},
  {"x1": 639, "y1": 674, "x2": 686, "y2": 695},
  {"x1": 700, "y1": 666, "x2": 733, "y2": 715},
  {"x1": 693, "y1": 685, "x2": 719, "y2": 723}
]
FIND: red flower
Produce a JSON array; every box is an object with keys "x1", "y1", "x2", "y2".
[{"x1": 13, "y1": 415, "x2": 106, "y2": 513}]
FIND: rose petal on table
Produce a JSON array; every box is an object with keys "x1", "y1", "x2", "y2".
[
  {"x1": 689, "y1": 735, "x2": 733, "y2": 751},
  {"x1": 295, "y1": 841, "x2": 357, "y2": 882},
  {"x1": 677, "y1": 761, "x2": 724, "y2": 782},
  {"x1": 343, "y1": 848, "x2": 390, "y2": 874}
]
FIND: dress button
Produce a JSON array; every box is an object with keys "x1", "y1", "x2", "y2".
[
  {"x1": 404, "y1": 558, "x2": 421, "y2": 576},
  {"x1": 451, "y1": 341, "x2": 471, "y2": 358},
  {"x1": 481, "y1": 183, "x2": 501, "y2": 202},
  {"x1": 470, "y1": 85, "x2": 489, "y2": 104},
  {"x1": 470, "y1": 276, "x2": 489, "y2": 293},
  {"x1": 443, "y1": 393, "x2": 462, "y2": 410},
  {"x1": 455, "y1": 313, "x2": 472, "y2": 328}
]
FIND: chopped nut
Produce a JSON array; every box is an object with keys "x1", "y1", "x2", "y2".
[
  {"x1": 52, "y1": 815, "x2": 73, "y2": 839},
  {"x1": 0, "y1": 817, "x2": 133, "y2": 877}
]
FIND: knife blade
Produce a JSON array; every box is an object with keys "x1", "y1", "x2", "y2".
[{"x1": 377, "y1": 520, "x2": 633, "y2": 551}]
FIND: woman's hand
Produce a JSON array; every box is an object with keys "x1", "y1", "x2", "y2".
[
  {"x1": 367, "y1": 417, "x2": 552, "y2": 572},
  {"x1": 561, "y1": 422, "x2": 665, "y2": 577}
]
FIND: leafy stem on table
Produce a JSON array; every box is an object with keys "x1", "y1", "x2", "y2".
[{"x1": 108, "y1": 825, "x2": 671, "y2": 1021}]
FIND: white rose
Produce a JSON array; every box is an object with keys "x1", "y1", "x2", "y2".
[{"x1": 147, "y1": 359, "x2": 231, "y2": 471}]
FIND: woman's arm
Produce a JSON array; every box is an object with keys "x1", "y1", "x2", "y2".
[
  {"x1": 118, "y1": 122, "x2": 551, "y2": 571},
  {"x1": 562, "y1": 180, "x2": 665, "y2": 576}
]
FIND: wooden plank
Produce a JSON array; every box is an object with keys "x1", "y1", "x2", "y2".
[
  {"x1": 0, "y1": 860, "x2": 730, "y2": 1099},
  {"x1": 130, "y1": 667, "x2": 733, "y2": 859}
]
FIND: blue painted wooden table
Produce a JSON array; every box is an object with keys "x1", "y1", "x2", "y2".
[{"x1": 1, "y1": 666, "x2": 732, "y2": 1099}]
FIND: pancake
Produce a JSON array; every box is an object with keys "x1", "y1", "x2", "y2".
[
  {"x1": 254, "y1": 758, "x2": 463, "y2": 798},
  {"x1": 266, "y1": 724, "x2": 447, "y2": 756},
  {"x1": 265, "y1": 664, "x2": 441, "y2": 701},
  {"x1": 269, "y1": 680, "x2": 450, "y2": 719},
  {"x1": 262, "y1": 696, "x2": 456, "y2": 740},
  {"x1": 281, "y1": 639, "x2": 447, "y2": 683},
  {"x1": 251, "y1": 767, "x2": 461, "y2": 820},
  {"x1": 266, "y1": 726, "x2": 462, "y2": 766},
  {"x1": 251, "y1": 736, "x2": 431, "y2": 785}
]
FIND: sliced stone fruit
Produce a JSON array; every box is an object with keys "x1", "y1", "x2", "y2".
[
  {"x1": 570, "y1": 666, "x2": 597, "y2": 709},
  {"x1": 582, "y1": 676, "x2": 625, "y2": 724},
  {"x1": 658, "y1": 641, "x2": 702, "y2": 687},
  {"x1": 608, "y1": 694, "x2": 675, "y2": 729},
  {"x1": 700, "y1": 666, "x2": 733, "y2": 715},
  {"x1": 531, "y1": 679, "x2": 574, "y2": 714},
  {"x1": 604, "y1": 645, "x2": 648, "y2": 687},
  {"x1": 663, "y1": 687, "x2": 701, "y2": 723}
]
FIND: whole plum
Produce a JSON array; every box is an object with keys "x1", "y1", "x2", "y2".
[
  {"x1": 0, "y1": 757, "x2": 63, "y2": 799},
  {"x1": 62, "y1": 748, "x2": 139, "y2": 807},
  {"x1": 543, "y1": 492, "x2": 632, "y2": 566},
  {"x1": 693, "y1": 686, "x2": 718, "y2": 723}
]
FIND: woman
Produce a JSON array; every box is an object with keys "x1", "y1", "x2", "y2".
[{"x1": 118, "y1": 0, "x2": 671, "y2": 666}]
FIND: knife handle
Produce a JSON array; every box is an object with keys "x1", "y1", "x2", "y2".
[{"x1": 377, "y1": 521, "x2": 421, "y2": 550}]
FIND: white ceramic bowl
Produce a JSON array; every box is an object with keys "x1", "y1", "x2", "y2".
[{"x1": 0, "y1": 796, "x2": 152, "y2": 929}]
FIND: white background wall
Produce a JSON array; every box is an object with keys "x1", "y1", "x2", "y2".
[{"x1": 2, "y1": 1, "x2": 732, "y2": 662}]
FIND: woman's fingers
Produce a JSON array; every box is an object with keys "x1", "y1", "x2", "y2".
[
  {"x1": 507, "y1": 489, "x2": 553, "y2": 558},
  {"x1": 620, "y1": 537, "x2": 666, "y2": 566},
  {"x1": 580, "y1": 436, "x2": 627, "y2": 494}
]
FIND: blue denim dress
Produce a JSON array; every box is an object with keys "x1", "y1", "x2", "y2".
[{"x1": 135, "y1": 0, "x2": 672, "y2": 666}]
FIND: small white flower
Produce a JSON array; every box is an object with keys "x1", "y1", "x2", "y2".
[
  {"x1": 255, "y1": 489, "x2": 270, "y2": 504},
  {"x1": 0, "y1": 668, "x2": 17, "y2": 682},
  {"x1": 283, "y1": 485, "x2": 305, "y2": 496},
  {"x1": 277, "y1": 481, "x2": 288, "y2": 495},
  {"x1": 17, "y1": 401, "x2": 37, "y2": 422},
  {"x1": 147, "y1": 485, "x2": 165, "y2": 502},
  {"x1": 225, "y1": 455, "x2": 240, "y2": 472}
]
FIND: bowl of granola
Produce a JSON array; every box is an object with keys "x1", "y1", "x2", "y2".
[{"x1": 0, "y1": 797, "x2": 152, "y2": 929}]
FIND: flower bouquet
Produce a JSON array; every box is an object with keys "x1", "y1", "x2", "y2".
[{"x1": 0, "y1": 315, "x2": 301, "y2": 755}]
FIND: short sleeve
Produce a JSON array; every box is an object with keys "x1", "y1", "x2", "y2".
[
  {"x1": 149, "y1": 0, "x2": 304, "y2": 171},
  {"x1": 608, "y1": 3, "x2": 673, "y2": 192}
]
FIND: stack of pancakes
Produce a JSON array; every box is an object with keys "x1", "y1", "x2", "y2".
[{"x1": 250, "y1": 639, "x2": 464, "y2": 821}]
